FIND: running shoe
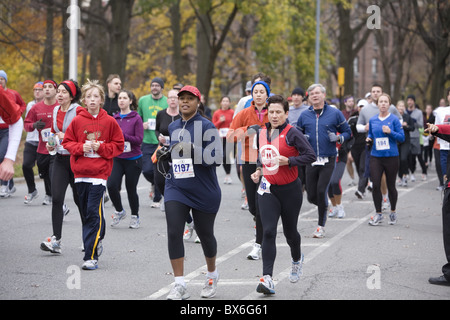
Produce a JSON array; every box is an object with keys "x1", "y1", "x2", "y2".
[
  {"x1": 129, "y1": 215, "x2": 140, "y2": 229},
  {"x1": 337, "y1": 205, "x2": 346, "y2": 219},
  {"x1": 382, "y1": 198, "x2": 390, "y2": 211},
  {"x1": 355, "y1": 190, "x2": 365, "y2": 199},
  {"x1": 82, "y1": 259, "x2": 98, "y2": 270},
  {"x1": 369, "y1": 213, "x2": 383, "y2": 226},
  {"x1": 183, "y1": 222, "x2": 194, "y2": 240},
  {"x1": 328, "y1": 206, "x2": 338, "y2": 218},
  {"x1": 0, "y1": 185, "x2": 10, "y2": 198},
  {"x1": 256, "y1": 275, "x2": 275, "y2": 295},
  {"x1": 241, "y1": 197, "x2": 249, "y2": 210},
  {"x1": 313, "y1": 226, "x2": 325, "y2": 238},
  {"x1": 410, "y1": 174, "x2": 416, "y2": 182},
  {"x1": 40, "y1": 236, "x2": 62, "y2": 254},
  {"x1": 167, "y1": 283, "x2": 190, "y2": 300},
  {"x1": 247, "y1": 243, "x2": 261, "y2": 260},
  {"x1": 42, "y1": 195, "x2": 52, "y2": 205},
  {"x1": 388, "y1": 212, "x2": 397, "y2": 225},
  {"x1": 24, "y1": 189, "x2": 39, "y2": 204},
  {"x1": 151, "y1": 201, "x2": 161, "y2": 208},
  {"x1": 111, "y1": 209, "x2": 127, "y2": 227},
  {"x1": 201, "y1": 274, "x2": 219, "y2": 298},
  {"x1": 289, "y1": 253, "x2": 304, "y2": 283},
  {"x1": 63, "y1": 203, "x2": 70, "y2": 216}
]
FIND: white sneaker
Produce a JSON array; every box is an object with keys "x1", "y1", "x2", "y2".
[
  {"x1": 82, "y1": 259, "x2": 98, "y2": 270},
  {"x1": 167, "y1": 283, "x2": 190, "y2": 300},
  {"x1": 129, "y1": 215, "x2": 140, "y2": 229},
  {"x1": 289, "y1": 254, "x2": 304, "y2": 283},
  {"x1": 328, "y1": 206, "x2": 338, "y2": 218},
  {"x1": 256, "y1": 275, "x2": 275, "y2": 295},
  {"x1": 40, "y1": 236, "x2": 62, "y2": 254},
  {"x1": 337, "y1": 205, "x2": 345, "y2": 219},
  {"x1": 0, "y1": 185, "x2": 9, "y2": 198},
  {"x1": 183, "y1": 222, "x2": 194, "y2": 240},
  {"x1": 42, "y1": 195, "x2": 52, "y2": 205},
  {"x1": 24, "y1": 190, "x2": 39, "y2": 204},
  {"x1": 201, "y1": 274, "x2": 219, "y2": 298},
  {"x1": 247, "y1": 243, "x2": 261, "y2": 260},
  {"x1": 313, "y1": 226, "x2": 325, "y2": 238},
  {"x1": 111, "y1": 210, "x2": 126, "y2": 227},
  {"x1": 151, "y1": 201, "x2": 161, "y2": 208}
]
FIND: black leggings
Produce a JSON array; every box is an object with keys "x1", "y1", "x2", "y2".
[
  {"x1": 258, "y1": 179, "x2": 303, "y2": 277},
  {"x1": 165, "y1": 201, "x2": 217, "y2": 260},
  {"x1": 305, "y1": 157, "x2": 336, "y2": 227},
  {"x1": 369, "y1": 156, "x2": 399, "y2": 213},
  {"x1": 51, "y1": 154, "x2": 82, "y2": 240},
  {"x1": 242, "y1": 163, "x2": 263, "y2": 244},
  {"x1": 107, "y1": 157, "x2": 142, "y2": 216}
]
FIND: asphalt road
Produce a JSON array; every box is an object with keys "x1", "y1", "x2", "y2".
[{"x1": 1, "y1": 162, "x2": 449, "y2": 302}]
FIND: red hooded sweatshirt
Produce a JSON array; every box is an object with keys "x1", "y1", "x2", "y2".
[{"x1": 62, "y1": 107, "x2": 124, "y2": 180}]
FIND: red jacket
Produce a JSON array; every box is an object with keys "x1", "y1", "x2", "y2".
[
  {"x1": 0, "y1": 89, "x2": 21, "y2": 126},
  {"x1": 62, "y1": 107, "x2": 124, "y2": 180}
]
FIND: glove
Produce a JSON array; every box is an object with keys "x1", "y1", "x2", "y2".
[
  {"x1": 156, "y1": 146, "x2": 171, "y2": 162},
  {"x1": 33, "y1": 119, "x2": 46, "y2": 130},
  {"x1": 247, "y1": 125, "x2": 261, "y2": 135},
  {"x1": 328, "y1": 131, "x2": 339, "y2": 142}
]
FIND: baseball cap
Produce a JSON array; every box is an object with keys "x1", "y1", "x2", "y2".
[{"x1": 178, "y1": 85, "x2": 201, "y2": 100}]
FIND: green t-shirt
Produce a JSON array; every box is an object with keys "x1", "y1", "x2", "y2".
[{"x1": 138, "y1": 94, "x2": 168, "y2": 144}]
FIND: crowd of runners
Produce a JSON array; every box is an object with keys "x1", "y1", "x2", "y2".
[{"x1": 1, "y1": 68, "x2": 450, "y2": 299}]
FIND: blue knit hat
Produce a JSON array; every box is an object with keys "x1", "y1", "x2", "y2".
[
  {"x1": 251, "y1": 80, "x2": 270, "y2": 97},
  {"x1": 0, "y1": 70, "x2": 7, "y2": 83}
]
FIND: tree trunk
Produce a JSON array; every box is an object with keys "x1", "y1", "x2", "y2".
[
  {"x1": 107, "y1": 0, "x2": 134, "y2": 81},
  {"x1": 42, "y1": 1, "x2": 55, "y2": 79}
]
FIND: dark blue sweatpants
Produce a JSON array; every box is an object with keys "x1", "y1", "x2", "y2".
[{"x1": 76, "y1": 182, "x2": 106, "y2": 261}]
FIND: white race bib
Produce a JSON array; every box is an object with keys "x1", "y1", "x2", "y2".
[
  {"x1": 257, "y1": 176, "x2": 271, "y2": 195},
  {"x1": 41, "y1": 128, "x2": 51, "y2": 142},
  {"x1": 147, "y1": 119, "x2": 156, "y2": 131},
  {"x1": 123, "y1": 141, "x2": 131, "y2": 153},
  {"x1": 84, "y1": 140, "x2": 102, "y2": 158},
  {"x1": 375, "y1": 137, "x2": 390, "y2": 151},
  {"x1": 172, "y1": 158, "x2": 195, "y2": 179}
]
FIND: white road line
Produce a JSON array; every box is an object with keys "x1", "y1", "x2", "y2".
[{"x1": 144, "y1": 178, "x2": 435, "y2": 300}]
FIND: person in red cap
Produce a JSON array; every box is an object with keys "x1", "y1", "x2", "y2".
[
  {"x1": 24, "y1": 79, "x2": 59, "y2": 205},
  {"x1": 163, "y1": 85, "x2": 222, "y2": 299}
]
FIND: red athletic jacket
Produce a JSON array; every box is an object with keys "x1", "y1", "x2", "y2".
[
  {"x1": 62, "y1": 107, "x2": 124, "y2": 180},
  {"x1": 0, "y1": 89, "x2": 21, "y2": 127}
]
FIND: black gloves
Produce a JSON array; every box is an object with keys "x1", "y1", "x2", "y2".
[{"x1": 33, "y1": 119, "x2": 46, "y2": 130}]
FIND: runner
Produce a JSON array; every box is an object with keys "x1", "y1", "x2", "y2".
[
  {"x1": 23, "y1": 80, "x2": 59, "y2": 205},
  {"x1": 108, "y1": 89, "x2": 143, "y2": 229},
  {"x1": 296, "y1": 83, "x2": 351, "y2": 238},
  {"x1": 22, "y1": 82, "x2": 44, "y2": 203},
  {"x1": 62, "y1": 79, "x2": 124, "y2": 270},
  {"x1": 154, "y1": 89, "x2": 196, "y2": 240},
  {"x1": 212, "y1": 96, "x2": 235, "y2": 184},
  {"x1": 163, "y1": 85, "x2": 222, "y2": 300},
  {"x1": 227, "y1": 80, "x2": 271, "y2": 259},
  {"x1": 250, "y1": 95, "x2": 315, "y2": 295},
  {"x1": 40, "y1": 80, "x2": 83, "y2": 254},
  {"x1": 366, "y1": 93, "x2": 405, "y2": 226},
  {"x1": 425, "y1": 121, "x2": 450, "y2": 286},
  {"x1": 138, "y1": 77, "x2": 168, "y2": 208}
]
